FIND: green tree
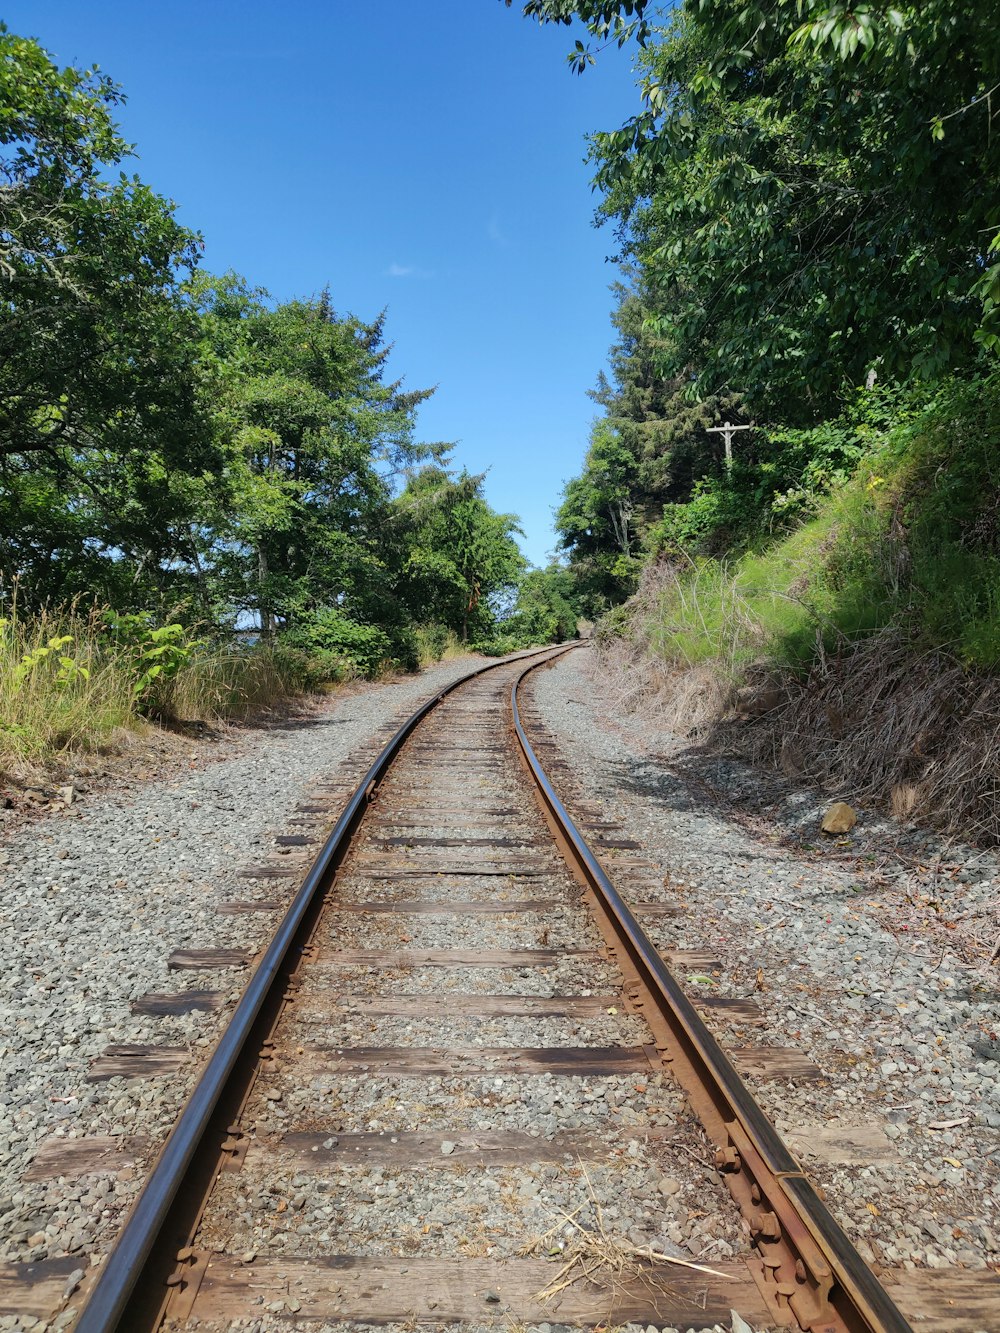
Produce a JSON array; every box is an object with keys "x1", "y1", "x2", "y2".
[
  {"x1": 394, "y1": 467, "x2": 525, "y2": 642},
  {"x1": 0, "y1": 27, "x2": 216, "y2": 608},
  {"x1": 513, "y1": 2, "x2": 1000, "y2": 412},
  {"x1": 555, "y1": 420, "x2": 643, "y2": 612},
  {"x1": 193, "y1": 275, "x2": 437, "y2": 637},
  {"x1": 591, "y1": 275, "x2": 746, "y2": 510},
  {"x1": 511, "y1": 563, "x2": 580, "y2": 642}
]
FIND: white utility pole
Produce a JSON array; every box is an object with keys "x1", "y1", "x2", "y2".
[{"x1": 706, "y1": 421, "x2": 754, "y2": 469}]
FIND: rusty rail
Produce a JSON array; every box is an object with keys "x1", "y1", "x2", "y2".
[
  {"x1": 509, "y1": 655, "x2": 913, "y2": 1333},
  {"x1": 73, "y1": 644, "x2": 576, "y2": 1333}
]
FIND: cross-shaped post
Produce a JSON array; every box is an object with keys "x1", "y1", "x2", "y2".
[{"x1": 706, "y1": 420, "x2": 754, "y2": 469}]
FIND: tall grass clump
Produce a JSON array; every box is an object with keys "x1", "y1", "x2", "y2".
[
  {"x1": 158, "y1": 641, "x2": 309, "y2": 720},
  {"x1": 413, "y1": 624, "x2": 465, "y2": 669},
  {"x1": 0, "y1": 606, "x2": 136, "y2": 773},
  {"x1": 0, "y1": 606, "x2": 321, "y2": 777}
]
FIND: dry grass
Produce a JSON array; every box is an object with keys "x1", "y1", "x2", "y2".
[
  {"x1": 0, "y1": 605, "x2": 137, "y2": 778},
  {"x1": 520, "y1": 1166, "x2": 732, "y2": 1313},
  {"x1": 162, "y1": 642, "x2": 302, "y2": 720},
  {"x1": 596, "y1": 602, "x2": 1000, "y2": 844},
  {"x1": 0, "y1": 605, "x2": 313, "y2": 781},
  {"x1": 720, "y1": 628, "x2": 1000, "y2": 844},
  {"x1": 595, "y1": 633, "x2": 730, "y2": 738}
]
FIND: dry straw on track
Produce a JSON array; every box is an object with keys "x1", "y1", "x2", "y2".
[{"x1": 522, "y1": 1166, "x2": 732, "y2": 1313}]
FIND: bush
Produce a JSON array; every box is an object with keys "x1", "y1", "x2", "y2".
[
  {"x1": 413, "y1": 623, "x2": 464, "y2": 668},
  {"x1": 101, "y1": 612, "x2": 203, "y2": 716},
  {"x1": 471, "y1": 633, "x2": 522, "y2": 658},
  {"x1": 279, "y1": 609, "x2": 394, "y2": 680},
  {"x1": 0, "y1": 605, "x2": 134, "y2": 770}
]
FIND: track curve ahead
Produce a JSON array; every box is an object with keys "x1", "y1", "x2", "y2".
[{"x1": 70, "y1": 644, "x2": 931, "y2": 1333}]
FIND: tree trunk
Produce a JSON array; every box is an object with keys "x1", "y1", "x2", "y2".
[{"x1": 257, "y1": 546, "x2": 273, "y2": 639}]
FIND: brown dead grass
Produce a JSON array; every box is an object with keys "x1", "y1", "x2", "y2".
[
  {"x1": 594, "y1": 634, "x2": 730, "y2": 738},
  {"x1": 721, "y1": 629, "x2": 1000, "y2": 844},
  {"x1": 596, "y1": 616, "x2": 1000, "y2": 846}
]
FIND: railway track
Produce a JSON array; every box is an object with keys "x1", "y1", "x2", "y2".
[{"x1": 31, "y1": 646, "x2": 997, "y2": 1331}]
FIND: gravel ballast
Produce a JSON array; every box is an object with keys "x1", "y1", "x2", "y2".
[
  {"x1": 528, "y1": 646, "x2": 1000, "y2": 1279},
  {"x1": 0, "y1": 656, "x2": 508, "y2": 1279}
]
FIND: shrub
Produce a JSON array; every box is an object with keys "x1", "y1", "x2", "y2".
[
  {"x1": 413, "y1": 623, "x2": 464, "y2": 668},
  {"x1": 101, "y1": 612, "x2": 203, "y2": 716},
  {"x1": 279, "y1": 609, "x2": 393, "y2": 680}
]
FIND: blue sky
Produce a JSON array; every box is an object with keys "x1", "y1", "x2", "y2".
[{"x1": 6, "y1": 2, "x2": 642, "y2": 565}]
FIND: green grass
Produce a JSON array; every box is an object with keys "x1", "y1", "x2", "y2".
[
  {"x1": 0, "y1": 608, "x2": 313, "y2": 777},
  {"x1": 0, "y1": 606, "x2": 136, "y2": 771},
  {"x1": 631, "y1": 371, "x2": 1000, "y2": 679},
  {"x1": 412, "y1": 623, "x2": 465, "y2": 669}
]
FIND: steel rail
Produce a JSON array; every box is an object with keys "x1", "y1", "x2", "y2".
[
  {"x1": 509, "y1": 655, "x2": 913, "y2": 1333},
  {"x1": 73, "y1": 642, "x2": 577, "y2": 1333}
]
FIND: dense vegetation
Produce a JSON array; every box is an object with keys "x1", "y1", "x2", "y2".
[
  {"x1": 0, "y1": 27, "x2": 580, "y2": 772},
  {"x1": 512, "y1": 1, "x2": 1000, "y2": 651},
  {"x1": 513, "y1": 1, "x2": 1000, "y2": 834}
]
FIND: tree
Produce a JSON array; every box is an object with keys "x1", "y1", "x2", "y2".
[
  {"x1": 555, "y1": 419, "x2": 644, "y2": 612},
  {"x1": 591, "y1": 274, "x2": 745, "y2": 508},
  {"x1": 0, "y1": 27, "x2": 216, "y2": 608},
  {"x1": 511, "y1": 563, "x2": 580, "y2": 642},
  {"x1": 512, "y1": 2, "x2": 1000, "y2": 413},
  {"x1": 193, "y1": 275, "x2": 437, "y2": 636},
  {"x1": 394, "y1": 467, "x2": 525, "y2": 642},
  {"x1": 506, "y1": 2, "x2": 653, "y2": 72}
]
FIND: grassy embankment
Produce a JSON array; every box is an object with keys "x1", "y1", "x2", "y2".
[{"x1": 600, "y1": 373, "x2": 1000, "y2": 840}]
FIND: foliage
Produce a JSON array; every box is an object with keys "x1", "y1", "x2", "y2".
[
  {"x1": 554, "y1": 276, "x2": 754, "y2": 609},
  {"x1": 413, "y1": 624, "x2": 465, "y2": 668},
  {"x1": 555, "y1": 419, "x2": 642, "y2": 613},
  {"x1": 101, "y1": 613, "x2": 204, "y2": 713},
  {"x1": 619, "y1": 372, "x2": 1000, "y2": 676},
  {"x1": 279, "y1": 609, "x2": 395, "y2": 681},
  {"x1": 590, "y1": 3, "x2": 998, "y2": 417},
  {"x1": 507, "y1": 1, "x2": 652, "y2": 71},
  {"x1": 0, "y1": 28, "x2": 218, "y2": 610},
  {"x1": 508, "y1": 564, "x2": 580, "y2": 643},
  {"x1": 0, "y1": 606, "x2": 134, "y2": 769},
  {"x1": 511, "y1": 0, "x2": 1000, "y2": 416},
  {"x1": 190, "y1": 274, "x2": 440, "y2": 638},
  {"x1": 393, "y1": 467, "x2": 526, "y2": 642}
]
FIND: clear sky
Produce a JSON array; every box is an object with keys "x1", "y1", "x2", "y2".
[{"x1": 5, "y1": 2, "x2": 642, "y2": 565}]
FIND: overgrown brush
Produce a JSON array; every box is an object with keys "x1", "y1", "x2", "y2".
[
  {"x1": 160, "y1": 642, "x2": 307, "y2": 719},
  {"x1": 0, "y1": 606, "x2": 316, "y2": 777},
  {"x1": 413, "y1": 624, "x2": 464, "y2": 669},
  {"x1": 594, "y1": 372, "x2": 1000, "y2": 842},
  {"x1": 720, "y1": 629, "x2": 1000, "y2": 844},
  {"x1": 0, "y1": 606, "x2": 136, "y2": 773}
]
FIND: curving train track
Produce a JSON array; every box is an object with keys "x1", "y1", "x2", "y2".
[{"x1": 42, "y1": 645, "x2": 996, "y2": 1331}]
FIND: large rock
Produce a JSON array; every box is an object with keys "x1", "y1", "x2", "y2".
[{"x1": 821, "y1": 801, "x2": 857, "y2": 834}]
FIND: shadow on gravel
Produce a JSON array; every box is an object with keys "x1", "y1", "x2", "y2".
[
  {"x1": 260, "y1": 716, "x2": 350, "y2": 733},
  {"x1": 604, "y1": 747, "x2": 849, "y2": 852},
  {"x1": 603, "y1": 743, "x2": 957, "y2": 881}
]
